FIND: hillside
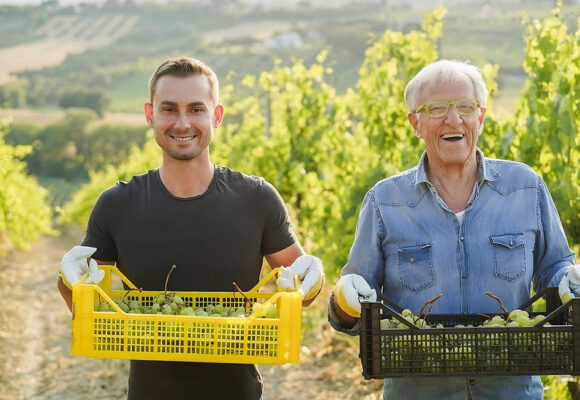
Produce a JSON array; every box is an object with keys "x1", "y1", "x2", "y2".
[
  {"x1": 0, "y1": 14, "x2": 138, "y2": 83},
  {"x1": 1, "y1": 0, "x2": 576, "y2": 118}
]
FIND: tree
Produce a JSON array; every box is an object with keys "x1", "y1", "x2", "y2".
[
  {"x1": 0, "y1": 82, "x2": 26, "y2": 108},
  {"x1": 58, "y1": 86, "x2": 111, "y2": 117}
]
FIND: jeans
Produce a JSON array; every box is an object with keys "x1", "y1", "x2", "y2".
[{"x1": 383, "y1": 375, "x2": 543, "y2": 399}]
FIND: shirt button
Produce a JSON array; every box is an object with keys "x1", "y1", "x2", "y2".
[
  {"x1": 460, "y1": 236, "x2": 464, "y2": 241},
  {"x1": 410, "y1": 257, "x2": 415, "y2": 263},
  {"x1": 462, "y1": 274, "x2": 468, "y2": 279}
]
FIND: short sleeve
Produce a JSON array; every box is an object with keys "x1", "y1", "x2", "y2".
[
  {"x1": 259, "y1": 180, "x2": 297, "y2": 255},
  {"x1": 81, "y1": 187, "x2": 118, "y2": 262}
]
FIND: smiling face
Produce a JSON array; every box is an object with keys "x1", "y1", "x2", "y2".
[
  {"x1": 408, "y1": 75, "x2": 486, "y2": 172},
  {"x1": 144, "y1": 74, "x2": 223, "y2": 164}
]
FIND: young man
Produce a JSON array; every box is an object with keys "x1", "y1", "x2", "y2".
[{"x1": 58, "y1": 56, "x2": 324, "y2": 400}]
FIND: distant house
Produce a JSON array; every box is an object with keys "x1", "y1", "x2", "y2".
[
  {"x1": 478, "y1": 5, "x2": 499, "y2": 19},
  {"x1": 260, "y1": 31, "x2": 303, "y2": 49}
]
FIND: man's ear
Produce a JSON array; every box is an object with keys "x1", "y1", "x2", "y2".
[
  {"x1": 408, "y1": 112, "x2": 422, "y2": 138},
  {"x1": 477, "y1": 107, "x2": 487, "y2": 136},
  {"x1": 213, "y1": 104, "x2": 224, "y2": 128},
  {"x1": 144, "y1": 102, "x2": 154, "y2": 127}
]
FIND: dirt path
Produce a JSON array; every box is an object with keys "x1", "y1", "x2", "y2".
[{"x1": 0, "y1": 226, "x2": 383, "y2": 400}]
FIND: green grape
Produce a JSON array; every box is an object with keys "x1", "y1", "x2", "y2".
[
  {"x1": 179, "y1": 307, "x2": 195, "y2": 316},
  {"x1": 233, "y1": 306, "x2": 246, "y2": 315}
]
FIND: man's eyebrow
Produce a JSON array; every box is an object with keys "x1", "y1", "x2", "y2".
[
  {"x1": 158, "y1": 100, "x2": 207, "y2": 107},
  {"x1": 188, "y1": 101, "x2": 207, "y2": 107},
  {"x1": 158, "y1": 100, "x2": 177, "y2": 107}
]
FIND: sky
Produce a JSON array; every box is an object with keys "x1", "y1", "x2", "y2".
[
  {"x1": 0, "y1": 0, "x2": 101, "y2": 4},
  {"x1": 0, "y1": 0, "x2": 399, "y2": 6}
]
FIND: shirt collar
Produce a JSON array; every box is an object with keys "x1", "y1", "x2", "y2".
[{"x1": 413, "y1": 148, "x2": 498, "y2": 187}]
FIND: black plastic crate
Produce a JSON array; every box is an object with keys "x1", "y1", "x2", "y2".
[{"x1": 359, "y1": 287, "x2": 580, "y2": 378}]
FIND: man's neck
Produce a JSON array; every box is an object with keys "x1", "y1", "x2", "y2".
[
  {"x1": 426, "y1": 157, "x2": 478, "y2": 213},
  {"x1": 159, "y1": 158, "x2": 215, "y2": 198}
]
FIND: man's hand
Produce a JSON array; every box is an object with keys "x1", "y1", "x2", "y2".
[
  {"x1": 559, "y1": 264, "x2": 580, "y2": 304},
  {"x1": 276, "y1": 254, "x2": 324, "y2": 302},
  {"x1": 333, "y1": 274, "x2": 376, "y2": 318},
  {"x1": 60, "y1": 246, "x2": 104, "y2": 289}
]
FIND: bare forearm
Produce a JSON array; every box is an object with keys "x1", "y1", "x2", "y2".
[{"x1": 57, "y1": 276, "x2": 73, "y2": 312}]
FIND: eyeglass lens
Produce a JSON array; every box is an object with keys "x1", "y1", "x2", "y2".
[{"x1": 426, "y1": 99, "x2": 477, "y2": 117}]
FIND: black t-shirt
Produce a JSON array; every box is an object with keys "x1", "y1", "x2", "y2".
[{"x1": 82, "y1": 165, "x2": 297, "y2": 400}]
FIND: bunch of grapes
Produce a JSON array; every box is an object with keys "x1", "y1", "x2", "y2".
[
  {"x1": 379, "y1": 308, "x2": 433, "y2": 329},
  {"x1": 375, "y1": 292, "x2": 564, "y2": 374},
  {"x1": 480, "y1": 309, "x2": 547, "y2": 327},
  {"x1": 93, "y1": 265, "x2": 278, "y2": 319}
]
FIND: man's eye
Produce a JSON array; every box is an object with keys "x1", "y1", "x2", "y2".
[
  {"x1": 428, "y1": 105, "x2": 446, "y2": 113},
  {"x1": 162, "y1": 107, "x2": 175, "y2": 112},
  {"x1": 457, "y1": 102, "x2": 476, "y2": 112}
]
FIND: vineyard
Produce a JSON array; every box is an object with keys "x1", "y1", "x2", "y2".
[
  {"x1": 0, "y1": 3, "x2": 579, "y2": 400},
  {"x1": 0, "y1": 14, "x2": 137, "y2": 84}
]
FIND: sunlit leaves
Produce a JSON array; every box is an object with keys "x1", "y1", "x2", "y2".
[
  {"x1": 512, "y1": 6, "x2": 580, "y2": 244},
  {"x1": 59, "y1": 6, "x2": 580, "y2": 277},
  {"x1": 0, "y1": 117, "x2": 53, "y2": 254}
]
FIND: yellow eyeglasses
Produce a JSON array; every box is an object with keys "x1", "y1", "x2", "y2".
[{"x1": 415, "y1": 98, "x2": 480, "y2": 118}]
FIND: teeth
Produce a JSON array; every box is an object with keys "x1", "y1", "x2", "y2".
[
  {"x1": 172, "y1": 135, "x2": 195, "y2": 141},
  {"x1": 441, "y1": 133, "x2": 464, "y2": 140}
]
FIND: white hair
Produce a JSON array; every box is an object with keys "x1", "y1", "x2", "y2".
[{"x1": 404, "y1": 59, "x2": 488, "y2": 112}]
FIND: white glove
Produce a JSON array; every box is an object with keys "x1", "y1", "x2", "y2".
[
  {"x1": 333, "y1": 274, "x2": 376, "y2": 318},
  {"x1": 558, "y1": 264, "x2": 580, "y2": 304},
  {"x1": 60, "y1": 246, "x2": 104, "y2": 289},
  {"x1": 276, "y1": 254, "x2": 324, "y2": 301}
]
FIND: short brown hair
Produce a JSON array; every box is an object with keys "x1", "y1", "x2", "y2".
[{"x1": 148, "y1": 57, "x2": 219, "y2": 105}]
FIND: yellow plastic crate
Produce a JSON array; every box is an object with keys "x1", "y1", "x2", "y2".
[{"x1": 71, "y1": 266, "x2": 303, "y2": 364}]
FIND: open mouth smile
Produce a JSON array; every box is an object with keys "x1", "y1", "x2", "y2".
[
  {"x1": 170, "y1": 134, "x2": 197, "y2": 141},
  {"x1": 441, "y1": 133, "x2": 464, "y2": 142}
]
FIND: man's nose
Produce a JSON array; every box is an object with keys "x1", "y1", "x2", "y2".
[
  {"x1": 174, "y1": 112, "x2": 191, "y2": 129},
  {"x1": 445, "y1": 105, "x2": 463, "y2": 125}
]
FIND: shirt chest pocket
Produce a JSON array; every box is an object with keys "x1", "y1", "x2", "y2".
[
  {"x1": 490, "y1": 233, "x2": 526, "y2": 281},
  {"x1": 397, "y1": 244, "x2": 434, "y2": 292}
]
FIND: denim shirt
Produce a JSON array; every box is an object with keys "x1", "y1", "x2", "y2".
[{"x1": 329, "y1": 149, "x2": 575, "y2": 399}]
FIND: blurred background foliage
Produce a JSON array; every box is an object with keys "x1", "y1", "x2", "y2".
[
  {"x1": 0, "y1": 0, "x2": 578, "y2": 269},
  {"x1": 1, "y1": 1, "x2": 579, "y2": 396}
]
